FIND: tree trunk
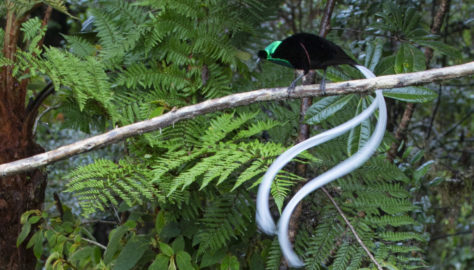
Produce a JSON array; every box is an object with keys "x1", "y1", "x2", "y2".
[
  {"x1": 0, "y1": 106, "x2": 47, "y2": 269},
  {"x1": 0, "y1": 7, "x2": 48, "y2": 269}
]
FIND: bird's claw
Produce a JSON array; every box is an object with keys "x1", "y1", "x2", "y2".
[
  {"x1": 320, "y1": 83, "x2": 326, "y2": 95},
  {"x1": 287, "y1": 83, "x2": 297, "y2": 97}
]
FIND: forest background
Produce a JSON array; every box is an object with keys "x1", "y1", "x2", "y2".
[{"x1": 0, "y1": 0, "x2": 472, "y2": 269}]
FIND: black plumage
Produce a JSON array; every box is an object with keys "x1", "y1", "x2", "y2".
[{"x1": 258, "y1": 33, "x2": 357, "y2": 92}]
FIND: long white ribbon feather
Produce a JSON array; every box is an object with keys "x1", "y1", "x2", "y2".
[{"x1": 256, "y1": 65, "x2": 387, "y2": 267}]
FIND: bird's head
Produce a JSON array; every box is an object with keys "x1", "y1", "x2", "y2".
[
  {"x1": 258, "y1": 40, "x2": 282, "y2": 60},
  {"x1": 257, "y1": 50, "x2": 268, "y2": 60},
  {"x1": 257, "y1": 40, "x2": 282, "y2": 67}
]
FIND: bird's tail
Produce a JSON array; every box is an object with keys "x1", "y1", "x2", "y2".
[{"x1": 256, "y1": 64, "x2": 387, "y2": 267}]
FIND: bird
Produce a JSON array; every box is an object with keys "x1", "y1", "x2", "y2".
[{"x1": 257, "y1": 33, "x2": 357, "y2": 93}]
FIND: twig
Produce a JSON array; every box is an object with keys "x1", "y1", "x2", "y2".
[
  {"x1": 440, "y1": 109, "x2": 472, "y2": 137},
  {"x1": 425, "y1": 85, "x2": 442, "y2": 141},
  {"x1": 82, "y1": 219, "x2": 117, "y2": 225},
  {"x1": 81, "y1": 237, "x2": 106, "y2": 250},
  {"x1": 0, "y1": 62, "x2": 473, "y2": 177},
  {"x1": 321, "y1": 187, "x2": 383, "y2": 270},
  {"x1": 33, "y1": 104, "x2": 60, "y2": 135},
  {"x1": 53, "y1": 192, "x2": 63, "y2": 219},
  {"x1": 430, "y1": 229, "x2": 473, "y2": 241},
  {"x1": 387, "y1": 103, "x2": 416, "y2": 162}
]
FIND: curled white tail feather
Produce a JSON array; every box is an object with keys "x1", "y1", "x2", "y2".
[{"x1": 256, "y1": 65, "x2": 387, "y2": 267}]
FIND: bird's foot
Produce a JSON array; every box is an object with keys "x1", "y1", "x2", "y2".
[
  {"x1": 287, "y1": 81, "x2": 297, "y2": 97},
  {"x1": 320, "y1": 76, "x2": 326, "y2": 95},
  {"x1": 320, "y1": 69, "x2": 327, "y2": 95},
  {"x1": 320, "y1": 83, "x2": 326, "y2": 95}
]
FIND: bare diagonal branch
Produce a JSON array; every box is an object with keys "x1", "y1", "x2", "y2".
[{"x1": 0, "y1": 62, "x2": 473, "y2": 177}]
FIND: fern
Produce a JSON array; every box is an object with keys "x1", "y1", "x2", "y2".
[
  {"x1": 265, "y1": 238, "x2": 282, "y2": 270},
  {"x1": 37, "y1": 1, "x2": 427, "y2": 268},
  {"x1": 65, "y1": 159, "x2": 165, "y2": 216},
  {"x1": 297, "y1": 138, "x2": 425, "y2": 269},
  {"x1": 194, "y1": 192, "x2": 253, "y2": 255},
  {"x1": 8, "y1": 0, "x2": 69, "y2": 19}
]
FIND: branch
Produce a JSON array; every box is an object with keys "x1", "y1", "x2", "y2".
[
  {"x1": 0, "y1": 62, "x2": 473, "y2": 177},
  {"x1": 81, "y1": 237, "x2": 106, "y2": 250},
  {"x1": 430, "y1": 229, "x2": 473, "y2": 241},
  {"x1": 33, "y1": 104, "x2": 60, "y2": 135},
  {"x1": 387, "y1": 102, "x2": 416, "y2": 162},
  {"x1": 321, "y1": 187, "x2": 382, "y2": 270}
]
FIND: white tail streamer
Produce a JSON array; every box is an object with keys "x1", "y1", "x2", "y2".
[{"x1": 256, "y1": 65, "x2": 387, "y2": 267}]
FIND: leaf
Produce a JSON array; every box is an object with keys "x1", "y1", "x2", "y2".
[
  {"x1": 26, "y1": 230, "x2": 44, "y2": 259},
  {"x1": 17, "y1": 222, "x2": 31, "y2": 247},
  {"x1": 381, "y1": 262, "x2": 400, "y2": 270},
  {"x1": 33, "y1": 231, "x2": 44, "y2": 259},
  {"x1": 28, "y1": 215, "x2": 42, "y2": 224},
  {"x1": 155, "y1": 211, "x2": 166, "y2": 235},
  {"x1": 306, "y1": 95, "x2": 354, "y2": 124},
  {"x1": 104, "y1": 224, "x2": 129, "y2": 263},
  {"x1": 413, "y1": 160, "x2": 434, "y2": 182},
  {"x1": 365, "y1": 38, "x2": 384, "y2": 70},
  {"x1": 374, "y1": 55, "x2": 395, "y2": 75},
  {"x1": 176, "y1": 251, "x2": 194, "y2": 269},
  {"x1": 200, "y1": 249, "x2": 226, "y2": 268},
  {"x1": 414, "y1": 39, "x2": 461, "y2": 58},
  {"x1": 45, "y1": 251, "x2": 61, "y2": 269},
  {"x1": 395, "y1": 44, "x2": 425, "y2": 73},
  {"x1": 159, "y1": 242, "x2": 174, "y2": 257},
  {"x1": 462, "y1": 29, "x2": 471, "y2": 47},
  {"x1": 160, "y1": 223, "x2": 181, "y2": 240},
  {"x1": 20, "y1": 209, "x2": 41, "y2": 224},
  {"x1": 113, "y1": 236, "x2": 149, "y2": 270},
  {"x1": 428, "y1": 177, "x2": 445, "y2": 187},
  {"x1": 383, "y1": 87, "x2": 437, "y2": 102},
  {"x1": 347, "y1": 98, "x2": 371, "y2": 155},
  {"x1": 172, "y1": 236, "x2": 185, "y2": 253},
  {"x1": 70, "y1": 247, "x2": 95, "y2": 265},
  {"x1": 220, "y1": 255, "x2": 239, "y2": 270},
  {"x1": 149, "y1": 254, "x2": 170, "y2": 270}
]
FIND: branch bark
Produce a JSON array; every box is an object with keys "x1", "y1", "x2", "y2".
[{"x1": 0, "y1": 62, "x2": 473, "y2": 177}]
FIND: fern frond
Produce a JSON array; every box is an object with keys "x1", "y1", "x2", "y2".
[
  {"x1": 265, "y1": 238, "x2": 282, "y2": 270},
  {"x1": 64, "y1": 35, "x2": 96, "y2": 58},
  {"x1": 378, "y1": 232, "x2": 425, "y2": 242},
  {"x1": 43, "y1": 0, "x2": 69, "y2": 15},
  {"x1": 65, "y1": 159, "x2": 164, "y2": 216},
  {"x1": 194, "y1": 193, "x2": 253, "y2": 255},
  {"x1": 332, "y1": 241, "x2": 353, "y2": 270},
  {"x1": 21, "y1": 17, "x2": 45, "y2": 48}
]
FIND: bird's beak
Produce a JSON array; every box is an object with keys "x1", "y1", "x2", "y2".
[{"x1": 255, "y1": 58, "x2": 262, "y2": 72}]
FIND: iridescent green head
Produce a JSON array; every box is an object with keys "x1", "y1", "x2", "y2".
[
  {"x1": 257, "y1": 40, "x2": 292, "y2": 68},
  {"x1": 258, "y1": 41, "x2": 282, "y2": 60}
]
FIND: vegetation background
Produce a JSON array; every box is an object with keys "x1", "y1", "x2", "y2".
[{"x1": 0, "y1": 0, "x2": 472, "y2": 269}]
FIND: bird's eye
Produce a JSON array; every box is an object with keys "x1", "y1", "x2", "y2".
[{"x1": 257, "y1": 50, "x2": 268, "y2": 59}]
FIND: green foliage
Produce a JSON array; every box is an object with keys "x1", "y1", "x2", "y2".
[
  {"x1": 13, "y1": 0, "x2": 472, "y2": 269},
  {"x1": 11, "y1": 17, "x2": 119, "y2": 132},
  {"x1": 65, "y1": 159, "x2": 163, "y2": 216},
  {"x1": 293, "y1": 138, "x2": 426, "y2": 269}
]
